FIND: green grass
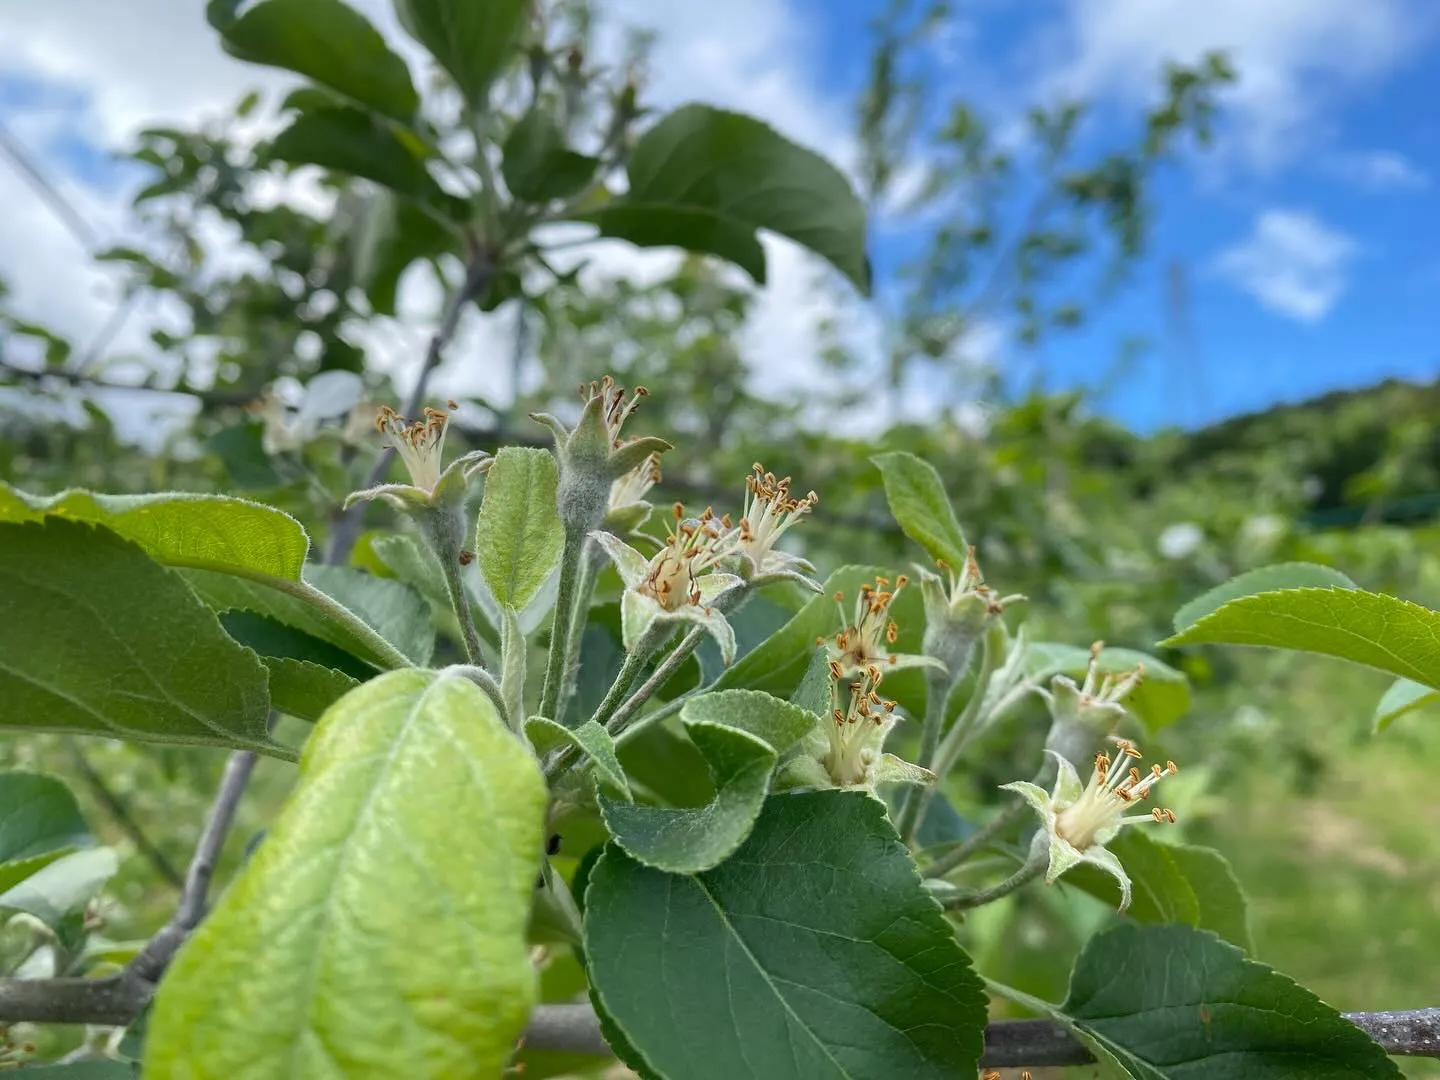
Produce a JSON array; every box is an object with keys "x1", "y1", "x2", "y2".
[{"x1": 1192, "y1": 660, "x2": 1440, "y2": 1078}]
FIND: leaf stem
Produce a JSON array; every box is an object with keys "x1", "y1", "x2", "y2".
[
  {"x1": 554, "y1": 536, "x2": 601, "y2": 724},
  {"x1": 440, "y1": 550, "x2": 486, "y2": 666},
  {"x1": 895, "y1": 667, "x2": 953, "y2": 845},
  {"x1": 604, "y1": 626, "x2": 704, "y2": 735},
  {"x1": 225, "y1": 571, "x2": 413, "y2": 670},
  {"x1": 591, "y1": 647, "x2": 652, "y2": 731},
  {"x1": 537, "y1": 858, "x2": 584, "y2": 946},
  {"x1": 930, "y1": 631, "x2": 999, "y2": 779},
  {"x1": 539, "y1": 524, "x2": 587, "y2": 721}
]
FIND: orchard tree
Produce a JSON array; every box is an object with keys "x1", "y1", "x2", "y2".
[{"x1": 0, "y1": 1, "x2": 1437, "y2": 1078}]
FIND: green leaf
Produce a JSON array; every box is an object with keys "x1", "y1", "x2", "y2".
[
  {"x1": 871, "y1": 451, "x2": 967, "y2": 569},
  {"x1": 207, "y1": 0, "x2": 419, "y2": 121},
  {"x1": 394, "y1": 0, "x2": 528, "y2": 110},
  {"x1": 0, "y1": 771, "x2": 91, "y2": 863},
  {"x1": 789, "y1": 646, "x2": 832, "y2": 717},
  {"x1": 0, "y1": 483, "x2": 309, "y2": 581},
  {"x1": 203, "y1": 424, "x2": 284, "y2": 489},
  {"x1": 303, "y1": 564, "x2": 434, "y2": 666},
  {"x1": 502, "y1": 109, "x2": 600, "y2": 202},
  {"x1": 261, "y1": 658, "x2": 360, "y2": 723},
  {"x1": 368, "y1": 533, "x2": 452, "y2": 611},
  {"x1": 598, "y1": 690, "x2": 815, "y2": 873},
  {"x1": 1062, "y1": 832, "x2": 1251, "y2": 951},
  {"x1": 1373, "y1": 676, "x2": 1440, "y2": 732},
  {"x1": 190, "y1": 571, "x2": 410, "y2": 673},
  {"x1": 145, "y1": 669, "x2": 548, "y2": 1080},
  {"x1": 0, "y1": 520, "x2": 284, "y2": 757},
  {"x1": 1172, "y1": 563, "x2": 1357, "y2": 632},
  {"x1": 0, "y1": 850, "x2": 75, "y2": 895},
  {"x1": 585, "y1": 790, "x2": 988, "y2": 1078},
  {"x1": 268, "y1": 105, "x2": 441, "y2": 201},
  {"x1": 1162, "y1": 587, "x2": 1440, "y2": 691},
  {"x1": 588, "y1": 104, "x2": 871, "y2": 293},
  {"x1": 475, "y1": 447, "x2": 564, "y2": 611},
  {"x1": 1058, "y1": 923, "x2": 1400, "y2": 1078},
  {"x1": 0, "y1": 483, "x2": 410, "y2": 671},
  {"x1": 0, "y1": 847, "x2": 118, "y2": 926},
  {"x1": 1025, "y1": 643, "x2": 1191, "y2": 730},
  {"x1": 614, "y1": 721, "x2": 717, "y2": 809},
  {"x1": 218, "y1": 610, "x2": 375, "y2": 681},
  {"x1": 526, "y1": 716, "x2": 630, "y2": 799}
]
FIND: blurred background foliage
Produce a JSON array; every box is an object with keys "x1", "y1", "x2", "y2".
[{"x1": 0, "y1": 0, "x2": 1436, "y2": 1074}]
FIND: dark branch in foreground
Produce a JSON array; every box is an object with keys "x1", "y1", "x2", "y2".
[{"x1": 2, "y1": 979, "x2": 1435, "y2": 1066}]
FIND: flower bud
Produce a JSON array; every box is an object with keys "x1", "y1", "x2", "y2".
[{"x1": 532, "y1": 376, "x2": 672, "y2": 533}]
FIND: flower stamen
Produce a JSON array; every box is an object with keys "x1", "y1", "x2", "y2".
[{"x1": 375, "y1": 404, "x2": 453, "y2": 493}]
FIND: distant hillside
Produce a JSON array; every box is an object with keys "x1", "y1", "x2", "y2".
[{"x1": 1154, "y1": 377, "x2": 1440, "y2": 527}]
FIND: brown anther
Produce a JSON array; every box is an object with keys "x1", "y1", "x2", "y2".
[
  {"x1": 1166, "y1": 760, "x2": 1178, "y2": 774},
  {"x1": 458, "y1": 549, "x2": 476, "y2": 566}
]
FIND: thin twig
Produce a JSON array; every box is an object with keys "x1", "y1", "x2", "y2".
[
  {"x1": 922, "y1": 799, "x2": 1028, "y2": 879},
  {"x1": 127, "y1": 749, "x2": 258, "y2": 985},
  {"x1": 942, "y1": 855, "x2": 1045, "y2": 910},
  {"x1": 0, "y1": 118, "x2": 101, "y2": 251},
  {"x1": 0, "y1": 749, "x2": 263, "y2": 1029},
  {"x1": 64, "y1": 741, "x2": 184, "y2": 892},
  {"x1": 539, "y1": 524, "x2": 589, "y2": 722},
  {"x1": 0, "y1": 358, "x2": 258, "y2": 407}
]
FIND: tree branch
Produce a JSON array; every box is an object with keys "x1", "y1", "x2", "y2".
[
  {"x1": 126, "y1": 748, "x2": 258, "y2": 987},
  {"x1": 2, "y1": 984, "x2": 1435, "y2": 1065},
  {"x1": 0, "y1": 749, "x2": 260, "y2": 1030}
]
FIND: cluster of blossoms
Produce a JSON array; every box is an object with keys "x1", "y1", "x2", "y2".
[
  {"x1": 594, "y1": 453, "x2": 822, "y2": 665},
  {"x1": 1005, "y1": 734, "x2": 1178, "y2": 910}
]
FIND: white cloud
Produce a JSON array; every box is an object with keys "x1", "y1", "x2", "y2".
[
  {"x1": 0, "y1": 0, "x2": 901, "y2": 437},
  {"x1": 1047, "y1": 0, "x2": 1429, "y2": 168},
  {"x1": 1213, "y1": 210, "x2": 1357, "y2": 322},
  {"x1": 1326, "y1": 150, "x2": 1430, "y2": 192}
]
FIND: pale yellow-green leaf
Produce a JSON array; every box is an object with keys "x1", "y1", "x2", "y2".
[
  {"x1": 0, "y1": 483, "x2": 308, "y2": 580},
  {"x1": 144, "y1": 669, "x2": 548, "y2": 1080}
]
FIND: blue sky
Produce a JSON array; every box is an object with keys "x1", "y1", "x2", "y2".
[
  {"x1": 796, "y1": 0, "x2": 1440, "y2": 430},
  {"x1": 0, "y1": 0, "x2": 1436, "y2": 436}
]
